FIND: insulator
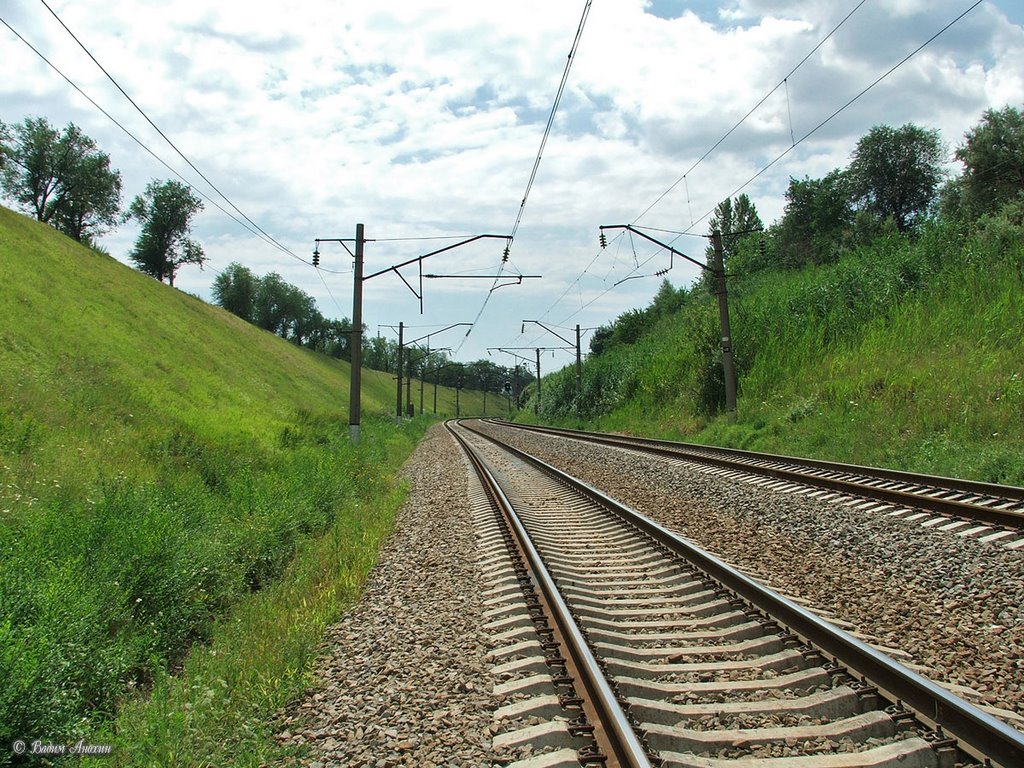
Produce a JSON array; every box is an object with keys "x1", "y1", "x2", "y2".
[
  {"x1": 502, "y1": 245, "x2": 510, "y2": 263},
  {"x1": 312, "y1": 249, "x2": 320, "y2": 267},
  {"x1": 599, "y1": 231, "x2": 607, "y2": 249}
]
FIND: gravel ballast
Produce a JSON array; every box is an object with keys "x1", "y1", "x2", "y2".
[
  {"x1": 275, "y1": 424, "x2": 495, "y2": 767},
  {"x1": 478, "y1": 421, "x2": 1024, "y2": 726}
]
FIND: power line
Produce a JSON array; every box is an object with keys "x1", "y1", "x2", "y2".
[
  {"x1": 533, "y1": 0, "x2": 984, "y2": 336},
  {"x1": 515, "y1": 0, "x2": 871, "y2": 345},
  {"x1": 632, "y1": 0, "x2": 870, "y2": 227},
  {"x1": 35, "y1": 0, "x2": 310, "y2": 267},
  {"x1": 457, "y1": 0, "x2": 593, "y2": 355},
  {"x1": 0, "y1": 13, "x2": 313, "y2": 268},
  {"x1": 685, "y1": 0, "x2": 985, "y2": 234}
]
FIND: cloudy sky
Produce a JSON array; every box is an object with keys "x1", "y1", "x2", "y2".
[{"x1": 3, "y1": 0, "x2": 1022, "y2": 366}]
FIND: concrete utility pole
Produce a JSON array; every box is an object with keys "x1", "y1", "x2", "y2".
[
  {"x1": 349, "y1": 224, "x2": 365, "y2": 443},
  {"x1": 535, "y1": 347, "x2": 541, "y2": 415},
  {"x1": 315, "y1": 230, "x2": 512, "y2": 442},
  {"x1": 711, "y1": 230, "x2": 737, "y2": 416},
  {"x1": 522, "y1": 320, "x2": 585, "y2": 416},
  {"x1": 395, "y1": 321, "x2": 404, "y2": 421},
  {"x1": 598, "y1": 223, "x2": 739, "y2": 417}
]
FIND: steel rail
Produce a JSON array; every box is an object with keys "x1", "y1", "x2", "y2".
[
  {"x1": 447, "y1": 422, "x2": 653, "y2": 768},
  {"x1": 490, "y1": 420, "x2": 1024, "y2": 529},
  {"x1": 462, "y1": 420, "x2": 1024, "y2": 768}
]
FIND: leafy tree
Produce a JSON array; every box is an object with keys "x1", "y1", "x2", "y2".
[
  {"x1": 953, "y1": 105, "x2": 1024, "y2": 218},
  {"x1": 847, "y1": 123, "x2": 944, "y2": 232},
  {"x1": 128, "y1": 180, "x2": 205, "y2": 285},
  {"x1": 212, "y1": 262, "x2": 258, "y2": 322},
  {"x1": 52, "y1": 150, "x2": 122, "y2": 244},
  {"x1": 0, "y1": 117, "x2": 121, "y2": 242},
  {"x1": 774, "y1": 170, "x2": 853, "y2": 268},
  {"x1": 705, "y1": 193, "x2": 763, "y2": 265},
  {"x1": 650, "y1": 278, "x2": 686, "y2": 317}
]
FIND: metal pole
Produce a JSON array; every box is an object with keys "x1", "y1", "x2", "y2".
[
  {"x1": 420, "y1": 342, "x2": 427, "y2": 416},
  {"x1": 535, "y1": 347, "x2": 541, "y2": 416},
  {"x1": 406, "y1": 355, "x2": 413, "y2": 416},
  {"x1": 396, "y1": 321, "x2": 404, "y2": 421},
  {"x1": 711, "y1": 230, "x2": 737, "y2": 416},
  {"x1": 349, "y1": 223, "x2": 364, "y2": 444},
  {"x1": 433, "y1": 373, "x2": 438, "y2": 414},
  {"x1": 575, "y1": 323, "x2": 582, "y2": 418}
]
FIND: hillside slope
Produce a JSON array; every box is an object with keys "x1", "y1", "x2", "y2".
[
  {"x1": 0, "y1": 206, "x2": 478, "y2": 763},
  {"x1": 529, "y1": 211, "x2": 1024, "y2": 484}
]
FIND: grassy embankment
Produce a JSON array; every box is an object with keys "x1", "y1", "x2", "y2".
[
  {"x1": 0, "y1": 205, "x2": 483, "y2": 766},
  {"x1": 526, "y1": 210, "x2": 1024, "y2": 484}
]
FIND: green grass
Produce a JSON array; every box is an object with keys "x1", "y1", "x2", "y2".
[
  {"x1": 0, "y1": 206, "x2": 488, "y2": 765},
  {"x1": 524, "y1": 209, "x2": 1024, "y2": 484}
]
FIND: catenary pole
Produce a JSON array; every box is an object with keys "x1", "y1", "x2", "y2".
[
  {"x1": 396, "y1": 321, "x2": 404, "y2": 421},
  {"x1": 349, "y1": 223, "x2": 365, "y2": 444},
  {"x1": 711, "y1": 230, "x2": 737, "y2": 416}
]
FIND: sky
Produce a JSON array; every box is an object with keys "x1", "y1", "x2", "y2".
[{"x1": 2, "y1": 0, "x2": 1022, "y2": 369}]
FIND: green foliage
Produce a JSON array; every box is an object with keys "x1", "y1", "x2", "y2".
[
  {"x1": 528, "y1": 208, "x2": 1023, "y2": 483},
  {"x1": 705, "y1": 193, "x2": 763, "y2": 265},
  {"x1": 952, "y1": 105, "x2": 1024, "y2": 219},
  {"x1": 0, "y1": 116, "x2": 121, "y2": 242},
  {"x1": 847, "y1": 123, "x2": 945, "y2": 233},
  {"x1": 128, "y1": 179, "x2": 205, "y2": 286},
  {"x1": 772, "y1": 170, "x2": 853, "y2": 269},
  {"x1": 212, "y1": 262, "x2": 259, "y2": 323},
  {"x1": 0, "y1": 205, "x2": 492, "y2": 763}
]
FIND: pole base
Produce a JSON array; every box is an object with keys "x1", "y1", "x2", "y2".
[{"x1": 349, "y1": 424, "x2": 361, "y2": 445}]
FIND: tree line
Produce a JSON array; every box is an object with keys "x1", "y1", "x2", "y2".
[
  {"x1": 212, "y1": 261, "x2": 531, "y2": 395},
  {"x1": 1, "y1": 115, "x2": 206, "y2": 286},
  {"x1": 590, "y1": 106, "x2": 1024, "y2": 358}
]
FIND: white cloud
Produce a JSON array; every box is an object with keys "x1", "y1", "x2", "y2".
[{"x1": 2, "y1": 0, "x2": 1021, "y2": 363}]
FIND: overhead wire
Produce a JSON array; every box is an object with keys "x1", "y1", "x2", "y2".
[
  {"x1": 519, "y1": 0, "x2": 872, "y2": 339},
  {"x1": 630, "y1": 0, "x2": 870, "y2": 227},
  {"x1": 35, "y1": 0, "x2": 306, "y2": 266},
  {"x1": 456, "y1": 0, "x2": 593, "y2": 355},
  {"x1": 548, "y1": 0, "x2": 986, "y2": 331},
  {"x1": 0, "y1": 14, "x2": 288, "y2": 257}
]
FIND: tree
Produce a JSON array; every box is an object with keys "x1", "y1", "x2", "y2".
[
  {"x1": 0, "y1": 117, "x2": 121, "y2": 242},
  {"x1": 128, "y1": 180, "x2": 205, "y2": 286},
  {"x1": 774, "y1": 170, "x2": 853, "y2": 268},
  {"x1": 847, "y1": 123, "x2": 944, "y2": 233},
  {"x1": 212, "y1": 262, "x2": 258, "y2": 322},
  {"x1": 953, "y1": 105, "x2": 1024, "y2": 218},
  {"x1": 52, "y1": 149, "x2": 122, "y2": 244},
  {"x1": 704, "y1": 194, "x2": 762, "y2": 266}
]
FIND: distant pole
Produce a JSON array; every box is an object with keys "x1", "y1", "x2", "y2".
[
  {"x1": 433, "y1": 373, "x2": 438, "y2": 414},
  {"x1": 396, "y1": 321, "x2": 404, "y2": 421},
  {"x1": 406, "y1": 355, "x2": 413, "y2": 416},
  {"x1": 456, "y1": 384, "x2": 461, "y2": 417},
  {"x1": 711, "y1": 230, "x2": 737, "y2": 417},
  {"x1": 349, "y1": 223, "x2": 365, "y2": 445},
  {"x1": 514, "y1": 364, "x2": 520, "y2": 410},
  {"x1": 419, "y1": 342, "x2": 427, "y2": 415},
  {"x1": 575, "y1": 323, "x2": 582, "y2": 418},
  {"x1": 535, "y1": 347, "x2": 541, "y2": 415}
]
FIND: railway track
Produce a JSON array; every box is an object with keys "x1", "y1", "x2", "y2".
[
  {"x1": 486, "y1": 420, "x2": 1024, "y2": 544},
  {"x1": 449, "y1": 420, "x2": 1024, "y2": 768}
]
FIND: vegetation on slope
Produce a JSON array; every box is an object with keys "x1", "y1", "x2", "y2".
[
  {"x1": 527, "y1": 109, "x2": 1024, "y2": 484},
  {"x1": 0, "y1": 205, "x2": 482, "y2": 765}
]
